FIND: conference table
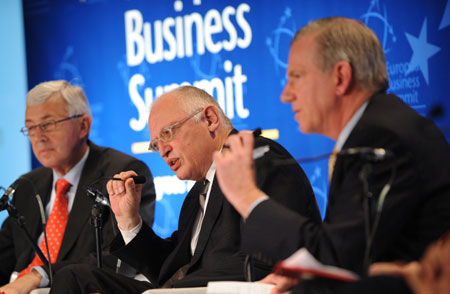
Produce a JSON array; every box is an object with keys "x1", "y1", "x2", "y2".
[{"x1": 30, "y1": 281, "x2": 274, "y2": 294}]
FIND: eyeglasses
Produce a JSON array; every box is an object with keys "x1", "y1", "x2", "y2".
[
  {"x1": 148, "y1": 108, "x2": 203, "y2": 152},
  {"x1": 20, "y1": 114, "x2": 83, "y2": 136}
]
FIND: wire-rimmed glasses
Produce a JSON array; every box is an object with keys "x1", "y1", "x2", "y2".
[
  {"x1": 20, "y1": 114, "x2": 84, "y2": 136},
  {"x1": 148, "y1": 108, "x2": 203, "y2": 152}
]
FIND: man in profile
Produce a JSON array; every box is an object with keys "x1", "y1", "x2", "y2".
[
  {"x1": 0, "y1": 80, "x2": 156, "y2": 294},
  {"x1": 214, "y1": 16, "x2": 450, "y2": 293},
  {"x1": 47, "y1": 86, "x2": 321, "y2": 293}
]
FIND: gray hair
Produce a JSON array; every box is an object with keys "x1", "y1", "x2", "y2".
[
  {"x1": 26, "y1": 80, "x2": 92, "y2": 118},
  {"x1": 293, "y1": 17, "x2": 389, "y2": 92},
  {"x1": 163, "y1": 85, "x2": 233, "y2": 129}
]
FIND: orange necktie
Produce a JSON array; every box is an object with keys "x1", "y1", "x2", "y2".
[{"x1": 19, "y1": 178, "x2": 71, "y2": 277}]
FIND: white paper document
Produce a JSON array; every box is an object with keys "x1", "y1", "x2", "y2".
[
  {"x1": 274, "y1": 248, "x2": 359, "y2": 282},
  {"x1": 207, "y1": 281, "x2": 274, "y2": 294}
]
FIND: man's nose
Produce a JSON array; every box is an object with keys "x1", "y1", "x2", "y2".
[
  {"x1": 159, "y1": 141, "x2": 171, "y2": 158},
  {"x1": 280, "y1": 85, "x2": 293, "y2": 103},
  {"x1": 29, "y1": 126, "x2": 47, "y2": 140}
]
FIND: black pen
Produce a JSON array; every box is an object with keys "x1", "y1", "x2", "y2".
[
  {"x1": 104, "y1": 176, "x2": 146, "y2": 184},
  {"x1": 223, "y1": 128, "x2": 261, "y2": 149},
  {"x1": 252, "y1": 128, "x2": 262, "y2": 137},
  {"x1": 222, "y1": 128, "x2": 269, "y2": 159}
]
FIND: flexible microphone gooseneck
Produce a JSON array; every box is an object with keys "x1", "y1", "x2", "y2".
[
  {"x1": 19, "y1": 176, "x2": 54, "y2": 286},
  {"x1": 272, "y1": 147, "x2": 394, "y2": 166},
  {"x1": 338, "y1": 147, "x2": 394, "y2": 161},
  {"x1": 271, "y1": 147, "x2": 396, "y2": 276},
  {"x1": 85, "y1": 174, "x2": 147, "y2": 269},
  {"x1": 1, "y1": 177, "x2": 53, "y2": 285},
  {"x1": 35, "y1": 193, "x2": 53, "y2": 286},
  {"x1": 361, "y1": 163, "x2": 396, "y2": 275}
]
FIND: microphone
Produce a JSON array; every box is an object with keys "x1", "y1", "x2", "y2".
[
  {"x1": 338, "y1": 147, "x2": 394, "y2": 161},
  {"x1": 273, "y1": 147, "x2": 394, "y2": 167},
  {"x1": 1, "y1": 176, "x2": 54, "y2": 284},
  {"x1": 105, "y1": 175, "x2": 146, "y2": 184},
  {"x1": 86, "y1": 187, "x2": 110, "y2": 207},
  {"x1": 0, "y1": 179, "x2": 20, "y2": 211},
  {"x1": 337, "y1": 147, "x2": 396, "y2": 274}
]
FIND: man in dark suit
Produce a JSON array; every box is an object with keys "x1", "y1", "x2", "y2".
[
  {"x1": 214, "y1": 17, "x2": 450, "y2": 293},
  {"x1": 47, "y1": 85, "x2": 321, "y2": 293},
  {"x1": 0, "y1": 80, "x2": 155, "y2": 294}
]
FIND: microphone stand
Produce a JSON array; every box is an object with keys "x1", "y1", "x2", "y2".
[
  {"x1": 87, "y1": 187, "x2": 104, "y2": 269},
  {"x1": 4, "y1": 202, "x2": 53, "y2": 280},
  {"x1": 359, "y1": 163, "x2": 373, "y2": 277},
  {"x1": 244, "y1": 254, "x2": 255, "y2": 282}
]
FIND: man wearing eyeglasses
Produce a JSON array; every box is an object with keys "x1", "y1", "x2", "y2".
[
  {"x1": 46, "y1": 85, "x2": 321, "y2": 293},
  {"x1": 0, "y1": 80, "x2": 156, "y2": 294}
]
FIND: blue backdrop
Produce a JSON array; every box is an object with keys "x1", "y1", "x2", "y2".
[
  {"x1": 0, "y1": 0, "x2": 29, "y2": 225},
  {"x1": 21, "y1": 0, "x2": 450, "y2": 237}
]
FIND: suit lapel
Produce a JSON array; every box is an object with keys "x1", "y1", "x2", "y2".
[
  {"x1": 188, "y1": 132, "x2": 237, "y2": 265},
  {"x1": 57, "y1": 143, "x2": 105, "y2": 260},
  {"x1": 190, "y1": 176, "x2": 223, "y2": 265},
  {"x1": 159, "y1": 182, "x2": 202, "y2": 283}
]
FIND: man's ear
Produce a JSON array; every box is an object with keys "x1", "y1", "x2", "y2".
[
  {"x1": 79, "y1": 114, "x2": 92, "y2": 139},
  {"x1": 334, "y1": 61, "x2": 353, "y2": 96},
  {"x1": 204, "y1": 105, "x2": 220, "y2": 132}
]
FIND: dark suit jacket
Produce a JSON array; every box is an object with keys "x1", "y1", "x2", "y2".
[
  {"x1": 242, "y1": 93, "x2": 450, "y2": 276},
  {"x1": 111, "y1": 133, "x2": 321, "y2": 288},
  {"x1": 0, "y1": 141, "x2": 156, "y2": 285}
]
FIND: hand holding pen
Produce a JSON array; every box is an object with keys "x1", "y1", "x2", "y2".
[
  {"x1": 106, "y1": 170, "x2": 143, "y2": 230},
  {"x1": 222, "y1": 128, "x2": 270, "y2": 159},
  {"x1": 213, "y1": 129, "x2": 269, "y2": 218},
  {"x1": 104, "y1": 175, "x2": 146, "y2": 184}
]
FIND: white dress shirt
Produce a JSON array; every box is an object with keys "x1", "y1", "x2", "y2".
[{"x1": 120, "y1": 162, "x2": 216, "y2": 257}]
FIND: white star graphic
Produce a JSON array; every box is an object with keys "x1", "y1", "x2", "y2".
[{"x1": 405, "y1": 18, "x2": 441, "y2": 85}]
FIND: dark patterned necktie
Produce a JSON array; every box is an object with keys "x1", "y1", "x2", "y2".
[{"x1": 198, "y1": 179, "x2": 210, "y2": 213}]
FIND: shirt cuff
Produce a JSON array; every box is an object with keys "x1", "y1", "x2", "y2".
[
  {"x1": 32, "y1": 266, "x2": 48, "y2": 287},
  {"x1": 119, "y1": 217, "x2": 143, "y2": 245},
  {"x1": 247, "y1": 195, "x2": 269, "y2": 216},
  {"x1": 9, "y1": 271, "x2": 18, "y2": 283},
  {"x1": 10, "y1": 268, "x2": 47, "y2": 287}
]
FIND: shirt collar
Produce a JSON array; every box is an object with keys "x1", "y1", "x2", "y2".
[
  {"x1": 52, "y1": 147, "x2": 90, "y2": 189},
  {"x1": 205, "y1": 160, "x2": 216, "y2": 185},
  {"x1": 335, "y1": 101, "x2": 368, "y2": 152}
]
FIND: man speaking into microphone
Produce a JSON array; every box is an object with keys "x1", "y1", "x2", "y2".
[
  {"x1": 47, "y1": 86, "x2": 320, "y2": 294},
  {"x1": 0, "y1": 80, "x2": 156, "y2": 294},
  {"x1": 214, "y1": 17, "x2": 450, "y2": 293}
]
